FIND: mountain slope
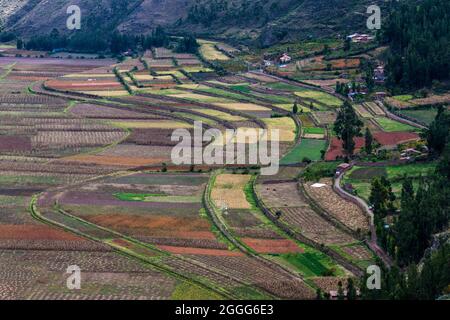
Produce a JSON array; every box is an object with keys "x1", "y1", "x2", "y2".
[{"x1": 3, "y1": 0, "x2": 385, "y2": 45}]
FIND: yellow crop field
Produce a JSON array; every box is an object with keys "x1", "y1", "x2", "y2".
[
  {"x1": 294, "y1": 90, "x2": 342, "y2": 107},
  {"x1": 183, "y1": 66, "x2": 214, "y2": 73},
  {"x1": 211, "y1": 174, "x2": 252, "y2": 209},
  {"x1": 194, "y1": 109, "x2": 245, "y2": 121},
  {"x1": 264, "y1": 117, "x2": 297, "y2": 142},
  {"x1": 198, "y1": 40, "x2": 230, "y2": 61},
  {"x1": 172, "y1": 93, "x2": 232, "y2": 103},
  {"x1": 213, "y1": 102, "x2": 270, "y2": 112},
  {"x1": 275, "y1": 104, "x2": 312, "y2": 113}
]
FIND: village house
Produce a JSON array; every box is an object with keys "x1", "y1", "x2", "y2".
[
  {"x1": 347, "y1": 33, "x2": 374, "y2": 43},
  {"x1": 374, "y1": 66, "x2": 386, "y2": 83},
  {"x1": 279, "y1": 53, "x2": 292, "y2": 64}
]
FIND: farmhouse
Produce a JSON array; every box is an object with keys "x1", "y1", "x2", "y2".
[
  {"x1": 374, "y1": 66, "x2": 386, "y2": 83},
  {"x1": 347, "y1": 33, "x2": 374, "y2": 43},
  {"x1": 279, "y1": 53, "x2": 292, "y2": 64}
]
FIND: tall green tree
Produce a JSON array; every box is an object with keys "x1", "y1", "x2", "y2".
[
  {"x1": 365, "y1": 128, "x2": 374, "y2": 154},
  {"x1": 292, "y1": 102, "x2": 298, "y2": 114},
  {"x1": 424, "y1": 106, "x2": 450, "y2": 155},
  {"x1": 333, "y1": 101, "x2": 363, "y2": 157}
]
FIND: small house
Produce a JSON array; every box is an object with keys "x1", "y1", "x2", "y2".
[{"x1": 279, "y1": 53, "x2": 292, "y2": 64}]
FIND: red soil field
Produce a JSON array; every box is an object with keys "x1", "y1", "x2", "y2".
[
  {"x1": 373, "y1": 131, "x2": 420, "y2": 146},
  {"x1": 46, "y1": 80, "x2": 122, "y2": 90},
  {"x1": 0, "y1": 225, "x2": 82, "y2": 241},
  {"x1": 156, "y1": 245, "x2": 244, "y2": 256},
  {"x1": 61, "y1": 155, "x2": 168, "y2": 167},
  {"x1": 83, "y1": 214, "x2": 217, "y2": 240},
  {"x1": 325, "y1": 137, "x2": 365, "y2": 161},
  {"x1": 241, "y1": 238, "x2": 304, "y2": 254}
]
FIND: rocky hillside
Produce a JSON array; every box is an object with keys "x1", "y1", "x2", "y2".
[{"x1": 2, "y1": 0, "x2": 386, "y2": 45}]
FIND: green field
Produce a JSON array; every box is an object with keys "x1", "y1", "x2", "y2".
[
  {"x1": 281, "y1": 252, "x2": 334, "y2": 277},
  {"x1": 303, "y1": 127, "x2": 325, "y2": 135},
  {"x1": 393, "y1": 94, "x2": 414, "y2": 102},
  {"x1": 294, "y1": 90, "x2": 342, "y2": 107},
  {"x1": 114, "y1": 193, "x2": 200, "y2": 203},
  {"x1": 375, "y1": 117, "x2": 417, "y2": 132},
  {"x1": 400, "y1": 108, "x2": 438, "y2": 125},
  {"x1": 342, "y1": 162, "x2": 436, "y2": 201},
  {"x1": 281, "y1": 139, "x2": 327, "y2": 163},
  {"x1": 265, "y1": 82, "x2": 305, "y2": 92},
  {"x1": 196, "y1": 87, "x2": 258, "y2": 103}
]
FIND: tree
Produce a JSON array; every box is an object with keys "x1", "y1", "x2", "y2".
[
  {"x1": 292, "y1": 102, "x2": 298, "y2": 114},
  {"x1": 16, "y1": 38, "x2": 23, "y2": 50},
  {"x1": 344, "y1": 37, "x2": 351, "y2": 51},
  {"x1": 424, "y1": 106, "x2": 450, "y2": 155},
  {"x1": 333, "y1": 101, "x2": 363, "y2": 157},
  {"x1": 364, "y1": 60, "x2": 375, "y2": 92},
  {"x1": 316, "y1": 288, "x2": 323, "y2": 300},
  {"x1": 337, "y1": 281, "x2": 345, "y2": 300},
  {"x1": 346, "y1": 278, "x2": 357, "y2": 300},
  {"x1": 365, "y1": 128, "x2": 374, "y2": 154},
  {"x1": 369, "y1": 176, "x2": 396, "y2": 219},
  {"x1": 383, "y1": 0, "x2": 450, "y2": 89}
]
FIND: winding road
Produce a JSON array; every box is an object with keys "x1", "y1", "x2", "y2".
[{"x1": 334, "y1": 169, "x2": 393, "y2": 267}]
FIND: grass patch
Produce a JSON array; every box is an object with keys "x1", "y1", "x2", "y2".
[
  {"x1": 281, "y1": 252, "x2": 335, "y2": 277},
  {"x1": 399, "y1": 108, "x2": 438, "y2": 125},
  {"x1": 171, "y1": 282, "x2": 223, "y2": 300},
  {"x1": 301, "y1": 161, "x2": 339, "y2": 182},
  {"x1": 281, "y1": 139, "x2": 327, "y2": 163},
  {"x1": 374, "y1": 117, "x2": 417, "y2": 132},
  {"x1": 294, "y1": 90, "x2": 342, "y2": 107},
  {"x1": 113, "y1": 193, "x2": 200, "y2": 203},
  {"x1": 303, "y1": 127, "x2": 325, "y2": 135},
  {"x1": 393, "y1": 95, "x2": 414, "y2": 102},
  {"x1": 265, "y1": 82, "x2": 305, "y2": 92}
]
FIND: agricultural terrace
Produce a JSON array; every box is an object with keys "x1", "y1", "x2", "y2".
[
  {"x1": 35, "y1": 171, "x2": 317, "y2": 299},
  {"x1": 398, "y1": 108, "x2": 439, "y2": 126},
  {"x1": 0, "y1": 38, "x2": 409, "y2": 300},
  {"x1": 198, "y1": 40, "x2": 230, "y2": 61},
  {"x1": 210, "y1": 172, "x2": 355, "y2": 283},
  {"x1": 254, "y1": 169, "x2": 374, "y2": 277},
  {"x1": 341, "y1": 163, "x2": 437, "y2": 202},
  {"x1": 373, "y1": 117, "x2": 418, "y2": 132},
  {"x1": 302, "y1": 179, "x2": 370, "y2": 233}
]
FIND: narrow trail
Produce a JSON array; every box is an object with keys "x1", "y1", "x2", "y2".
[{"x1": 334, "y1": 170, "x2": 393, "y2": 268}]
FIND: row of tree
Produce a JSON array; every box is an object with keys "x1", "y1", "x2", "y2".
[
  {"x1": 361, "y1": 243, "x2": 449, "y2": 300},
  {"x1": 383, "y1": 0, "x2": 450, "y2": 89},
  {"x1": 364, "y1": 107, "x2": 449, "y2": 299},
  {"x1": 21, "y1": 27, "x2": 198, "y2": 55}
]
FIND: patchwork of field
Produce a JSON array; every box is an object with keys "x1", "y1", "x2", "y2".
[
  {"x1": 211, "y1": 172, "x2": 353, "y2": 285},
  {"x1": 0, "y1": 43, "x2": 406, "y2": 299},
  {"x1": 255, "y1": 169, "x2": 374, "y2": 278},
  {"x1": 34, "y1": 171, "x2": 318, "y2": 299}
]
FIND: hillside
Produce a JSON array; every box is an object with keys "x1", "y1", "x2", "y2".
[{"x1": 3, "y1": 0, "x2": 385, "y2": 45}]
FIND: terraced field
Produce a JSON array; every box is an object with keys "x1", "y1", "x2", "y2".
[{"x1": 0, "y1": 43, "x2": 399, "y2": 300}]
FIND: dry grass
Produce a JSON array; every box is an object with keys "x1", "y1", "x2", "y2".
[
  {"x1": 214, "y1": 102, "x2": 270, "y2": 112},
  {"x1": 263, "y1": 117, "x2": 297, "y2": 142},
  {"x1": 211, "y1": 174, "x2": 252, "y2": 209},
  {"x1": 61, "y1": 155, "x2": 167, "y2": 167},
  {"x1": 198, "y1": 40, "x2": 230, "y2": 61},
  {"x1": 304, "y1": 179, "x2": 369, "y2": 232}
]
